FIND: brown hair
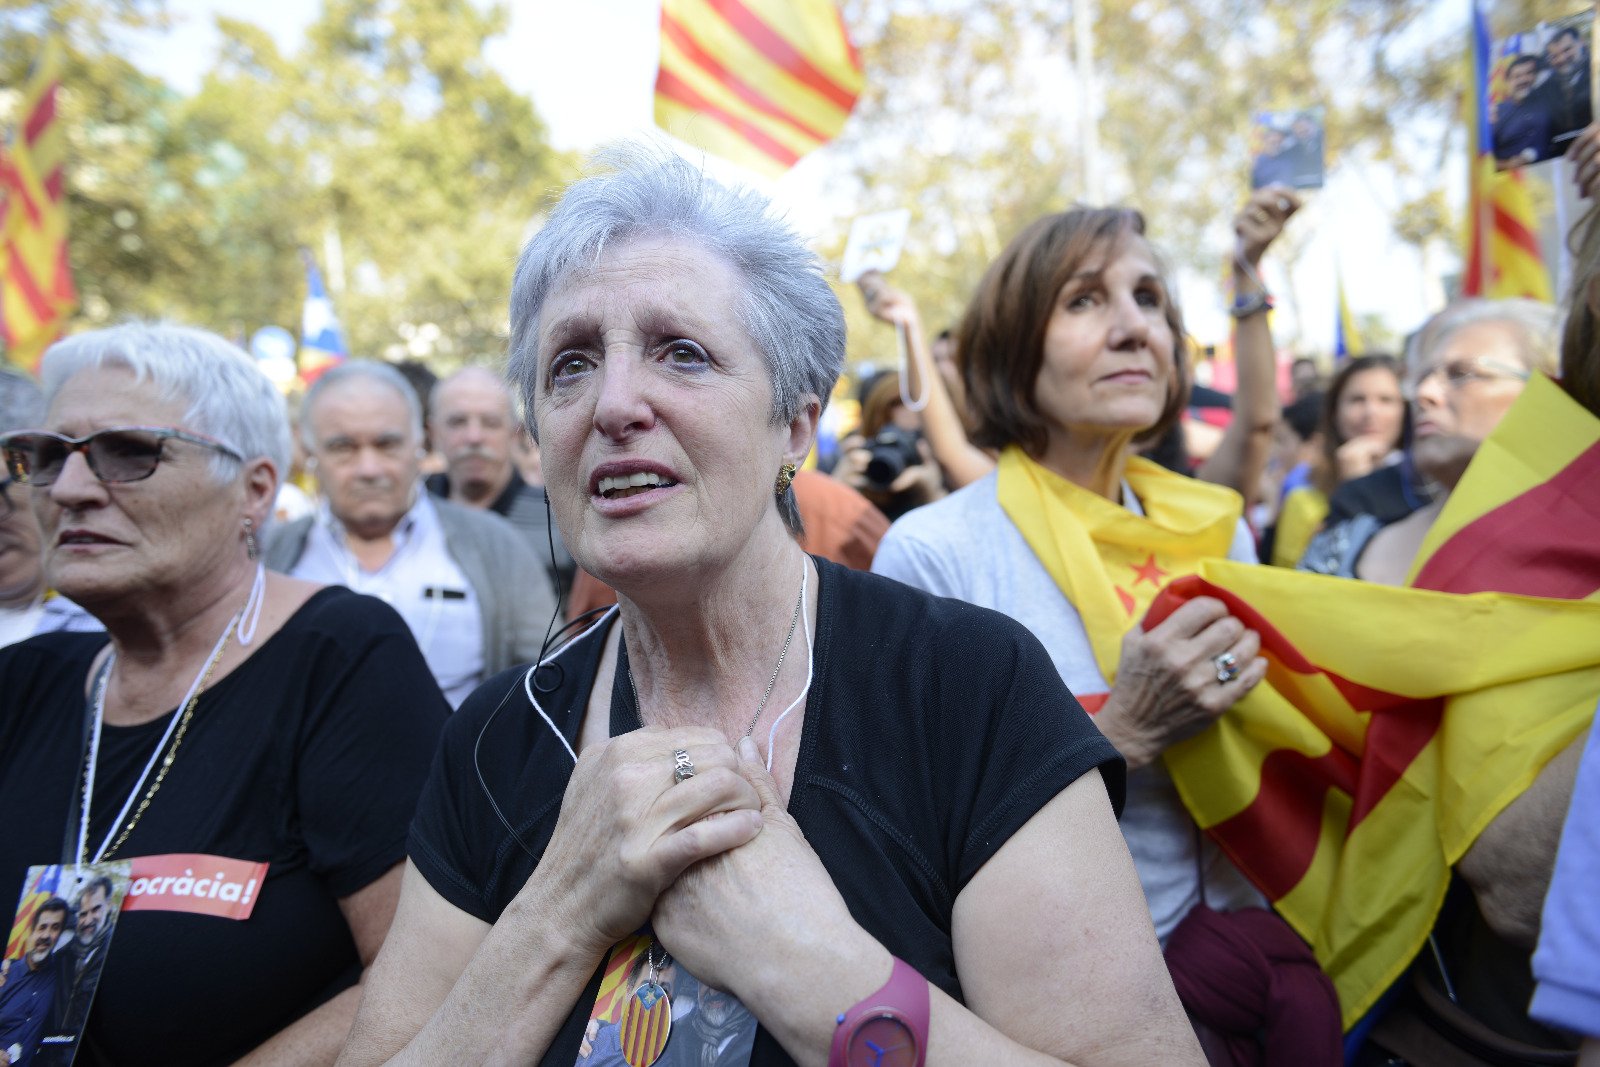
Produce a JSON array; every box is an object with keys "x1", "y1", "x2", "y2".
[
  {"x1": 1313, "y1": 354, "x2": 1409, "y2": 497},
  {"x1": 1562, "y1": 206, "x2": 1600, "y2": 417},
  {"x1": 956, "y1": 207, "x2": 1191, "y2": 457}
]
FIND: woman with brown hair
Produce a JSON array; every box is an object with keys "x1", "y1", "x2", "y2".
[{"x1": 874, "y1": 190, "x2": 1343, "y2": 1059}]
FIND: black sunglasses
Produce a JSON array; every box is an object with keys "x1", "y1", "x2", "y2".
[{"x1": 0, "y1": 426, "x2": 245, "y2": 488}]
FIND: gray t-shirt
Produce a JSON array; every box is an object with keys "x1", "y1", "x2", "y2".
[{"x1": 872, "y1": 472, "x2": 1265, "y2": 941}]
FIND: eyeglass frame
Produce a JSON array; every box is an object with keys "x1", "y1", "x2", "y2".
[
  {"x1": 0, "y1": 472, "x2": 14, "y2": 520},
  {"x1": 0, "y1": 426, "x2": 247, "y2": 488},
  {"x1": 1403, "y1": 357, "x2": 1531, "y2": 399}
]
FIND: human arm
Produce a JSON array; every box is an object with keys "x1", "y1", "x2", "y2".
[
  {"x1": 337, "y1": 727, "x2": 765, "y2": 1065},
  {"x1": 857, "y1": 272, "x2": 996, "y2": 489},
  {"x1": 653, "y1": 740, "x2": 1203, "y2": 1066},
  {"x1": 1194, "y1": 188, "x2": 1297, "y2": 505},
  {"x1": 233, "y1": 866, "x2": 404, "y2": 1065},
  {"x1": 1458, "y1": 729, "x2": 1588, "y2": 949},
  {"x1": 1094, "y1": 596, "x2": 1268, "y2": 770}
]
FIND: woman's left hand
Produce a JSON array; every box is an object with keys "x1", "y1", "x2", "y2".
[
  {"x1": 651, "y1": 738, "x2": 864, "y2": 1000},
  {"x1": 1234, "y1": 185, "x2": 1301, "y2": 267}
]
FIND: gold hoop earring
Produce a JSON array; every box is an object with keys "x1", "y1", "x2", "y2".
[{"x1": 774, "y1": 463, "x2": 797, "y2": 497}]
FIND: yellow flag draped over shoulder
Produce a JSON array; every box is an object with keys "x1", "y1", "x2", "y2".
[
  {"x1": 1, "y1": 37, "x2": 75, "y2": 370},
  {"x1": 654, "y1": 0, "x2": 863, "y2": 176},
  {"x1": 996, "y1": 446, "x2": 1242, "y2": 690},
  {"x1": 1156, "y1": 374, "x2": 1600, "y2": 1028}
]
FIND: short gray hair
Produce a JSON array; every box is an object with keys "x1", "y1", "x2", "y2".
[
  {"x1": 301, "y1": 360, "x2": 424, "y2": 452},
  {"x1": 1409, "y1": 298, "x2": 1562, "y2": 377},
  {"x1": 39, "y1": 323, "x2": 291, "y2": 482},
  {"x1": 507, "y1": 144, "x2": 846, "y2": 535},
  {"x1": 0, "y1": 366, "x2": 43, "y2": 434}
]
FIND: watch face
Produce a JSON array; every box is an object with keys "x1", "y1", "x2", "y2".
[{"x1": 847, "y1": 1013, "x2": 919, "y2": 1067}]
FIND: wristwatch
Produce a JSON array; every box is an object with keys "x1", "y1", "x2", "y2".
[
  {"x1": 1229, "y1": 290, "x2": 1275, "y2": 319},
  {"x1": 828, "y1": 956, "x2": 929, "y2": 1067}
]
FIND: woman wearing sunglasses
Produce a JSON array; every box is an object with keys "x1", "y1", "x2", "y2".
[
  {"x1": 1298, "y1": 298, "x2": 1559, "y2": 583},
  {"x1": 0, "y1": 323, "x2": 448, "y2": 1066}
]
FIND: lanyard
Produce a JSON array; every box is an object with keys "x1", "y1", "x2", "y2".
[{"x1": 76, "y1": 616, "x2": 237, "y2": 865}]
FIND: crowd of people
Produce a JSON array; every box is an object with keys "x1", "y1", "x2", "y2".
[{"x1": 0, "y1": 125, "x2": 1595, "y2": 1067}]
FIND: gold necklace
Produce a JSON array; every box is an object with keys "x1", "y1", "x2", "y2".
[{"x1": 86, "y1": 616, "x2": 237, "y2": 862}]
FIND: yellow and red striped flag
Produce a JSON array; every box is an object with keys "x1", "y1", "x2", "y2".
[
  {"x1": 1, "y1": 37, "x2": 75, "y2": 371},
  {"x1": 1463, "y1": 1, "x2": 1552, "y2": 301},
  {"x1": 1154, "y1": 372, "x2": 1600, "y2": 1028},
  {"x1": 654, "y1": 0, "x2": 863, "y2": 176}
]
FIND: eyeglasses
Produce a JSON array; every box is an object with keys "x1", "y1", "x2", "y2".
[
  {"x1": 0, "y1": 427, "x2": 245, "y2": 488},
  {"x1": 1405, "y1": 358, "x2": 1530, "y2": 396}
]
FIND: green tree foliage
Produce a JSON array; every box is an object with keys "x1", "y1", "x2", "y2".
[
  {"x1": 826, "y1": 0, "x2": 1466, "y2": 363},
  {"x1": 2, "y1": 0, "x2": 571, "y2": 365}
]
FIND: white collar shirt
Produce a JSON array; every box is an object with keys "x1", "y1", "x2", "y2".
[{"x1": 291, "y1": 491, "x2": 483, "y2": 707}]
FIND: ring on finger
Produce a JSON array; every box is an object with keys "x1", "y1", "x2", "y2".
[
  {"x1": 672, "y1": 748, "x2": 696, "y2": 785},
  {"x1": 1212, "y1": 651, "x2": 1241, "y2": 685}
]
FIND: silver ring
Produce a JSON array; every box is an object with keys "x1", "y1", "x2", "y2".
[
  {"x1": 1213, "y1": 651, "x2": 1241, "y2": 685},
  {"x1": 672, "y1": 749, "x2": 695, "y2": 785}
]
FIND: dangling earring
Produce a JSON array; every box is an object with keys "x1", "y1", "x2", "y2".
[
  {"x1": 774, "y1": 463, "x2": 797, "y2": 497},
  {"x1": 243, "y1": 517, "x2": 260, "y2": 561}
]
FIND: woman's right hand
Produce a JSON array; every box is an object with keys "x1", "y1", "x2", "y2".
[
  {"x1": 518, "y1": 726, "x2": 763, "y2": 961},
  {"x1": 1097, "y1": 597, "x2": 1267, "y2": 769}
]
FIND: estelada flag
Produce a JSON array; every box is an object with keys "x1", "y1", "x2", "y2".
[
  {"x1": 654, "y1": 0, "x2": 863, "y2": 176},
  {"x1": 1153, "y1": 372, "x2": 1600, "y2": 1028},
  {"x1": 0, "y1": 36, "x2": 76, "y2": 371}
]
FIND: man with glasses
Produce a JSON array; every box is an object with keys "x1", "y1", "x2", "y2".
[
  {"x1": 262, "y1": 360, "x2": 554, "y2": 707},
  {"x1": 0, "y1": 368, "x2": 98, "y2": 648},
  {"x1": 1298, "y1": 298, "x2": 1559, "y2": 579}
]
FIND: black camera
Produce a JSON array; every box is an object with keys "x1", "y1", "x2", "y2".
[{"x1": 865, "y1": 426, "x2": 923, "y2": 489}]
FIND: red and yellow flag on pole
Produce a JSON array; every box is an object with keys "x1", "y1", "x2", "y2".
[
  {"x1": 654, "y1": 0, "x2": 863, "y2": 176},
  {"x1": 1155, "y1": 372, "x2": 1600, "y2": 1028},
  {"x1": 1463, "y1": 1, "x2": 1552, "y2": 301},
  {"x1": 1, "y1": 37, "x2": 75, "y2": 371}
]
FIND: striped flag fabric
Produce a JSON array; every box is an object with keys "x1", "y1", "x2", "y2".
[
  {"x1": 654, "y1": 0, "x2": 864, "y2": 176},
  {"x1": 5, "y1": 864, "x2": 62, "y2": 960},
  {"x1": 1154, "y1": 372, "x2": 1600, "y2": 1028},
  {"x1": 1333, "y1": 275, "x2": 1362, "y2": 361},
  {"x1": 0, "y1": 37, "x2": 75, "y2": 371},
  {"x1": 1463, "y1": 1, "x2": 1552, "y2": 301},
  {"x1": 298, "y1": 250, "x2": 347, "y2": 385}
]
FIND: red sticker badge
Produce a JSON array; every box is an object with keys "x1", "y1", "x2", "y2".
[{"x1": 122, "y1": 854, "x2": 268, "y2": 920}]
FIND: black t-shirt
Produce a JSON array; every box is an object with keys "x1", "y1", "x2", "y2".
[
  {"x1": 409, "y1": 558, "x2": 1123, "y2": 1066},
  {"x1": 0, "y1": 587, "x2": 449, "y2": 1067}
]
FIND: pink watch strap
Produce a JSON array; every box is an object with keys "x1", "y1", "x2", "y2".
[{"x1": 827, "y1": 955, "x2": 929, "y2": 1067}]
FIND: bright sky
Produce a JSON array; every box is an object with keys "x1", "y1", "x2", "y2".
[{"x1": 122, "y1": 0, "x2": 1548, "y2": 355}]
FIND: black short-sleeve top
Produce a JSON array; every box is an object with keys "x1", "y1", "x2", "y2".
[
  {"x1": 0, "y1": 587, "x2": 450, "y2": 1066},
  {"x1": 410, "y1": 558, "x2": 1123, "y2": 1066}
]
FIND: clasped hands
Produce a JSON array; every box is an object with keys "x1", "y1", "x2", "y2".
[{"x1": 529, "y1": 727, "x2": 855, "y2": 1002}]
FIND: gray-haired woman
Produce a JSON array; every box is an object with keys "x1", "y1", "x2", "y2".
[
  {"x1": 340, "y1": 148, "x2": 1201, "y2": 1067},
  {"x1": 0, "y1": 324, "x2": 447, "y2": 1065}
]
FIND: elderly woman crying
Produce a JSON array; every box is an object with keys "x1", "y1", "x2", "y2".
[{"x1": 340, "y1": 148, "x2": 1203, "y2": 1067}]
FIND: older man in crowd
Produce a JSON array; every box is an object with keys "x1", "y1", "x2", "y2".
[
  {"x1": 264, "y1": 360, "x2": 555, "y2": 707},
  {"x1": 0, "y1": 368, "x2": 98, "y2": 648},
  {"x1": 0, "y1": 897, "x2": 68, "y2": 1065},
  {"x1": 424, "y1": 365, "x2": 573, "y2": 595}
]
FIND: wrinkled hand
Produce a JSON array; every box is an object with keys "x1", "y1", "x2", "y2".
[
  {"x1": 857, "y1": 270, "x2": 921, "y2": 331},
  {"x1": 1335, "y1": 432, "x2": 1395, "y2": 483},
  {"x1": 652, "y1": 739, "x2": 860, "y2": 999},
  {"x1": 523, "y1": 726, "x2": 763, "y2": 961},
  {"x1": 1235, "y1": 186, "x2": 1301, "y2": 267},
  {"x1": 1098, "y1": 597, "x2": 1268, "y2": 768},
  {"x1": 1568, "y1": 123, "x2": 1600, "y2": 200}
]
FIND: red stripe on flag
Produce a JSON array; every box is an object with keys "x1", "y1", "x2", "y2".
[
  {"x1": 44, "y1": 166, "x2": 63, "y2": 204},
  {"x1": 1490, "y1": 200, "x2": 1541, "y2": 257},
  {"x1": 24, "y1": 85, "x2": 58, "y2": 146},
  {"x1": 704, "y1": 0, "x2": 859, "y2": 112},
  {"x1": 1412, "y1": 440, "x2": 1600, "y2": 599},
  {"x1": 661, "y1": 14, "x2": 831, "y2": 144},
  {"x1": 1206, "y1": 747, "x2": 1359, "y2": 900},
  {"x1": 4, "y1": 243, "x2": 56, "y2": 323},
  {"x1": 656, "y1": 68, "x2": 802, "y2": 167}
]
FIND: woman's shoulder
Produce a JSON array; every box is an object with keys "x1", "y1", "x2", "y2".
[
  {"x1": 277, "y1": 584, "x2": 416, "y2": 644},
  {"x1": 0, "y1": 629, "x2": 107, "y2": 688},
  {"x1": 881, "y1": 472, "x2": 1002, "y2": 545}
]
